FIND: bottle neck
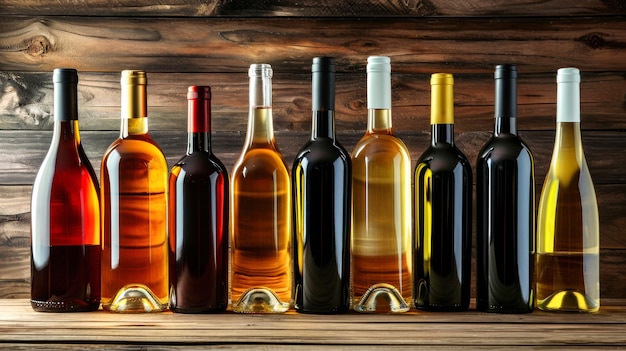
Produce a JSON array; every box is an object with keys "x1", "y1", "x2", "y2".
[
  {"x1": 494, "y1": 70, "x2": 517, "y2": 136},
  {"x1": 367, "y1": 108, "x2": 393, "y2": 134},
  {"x1": 187, "y1": 91, "x2": 211, "y2": 154},
  {"x1": 312, "y1": 110, "x2": 335, "y2": 139},
  {"x1": 120, "y1": 70, "x2": 149, "y2": 138},
  {"x1": 246, "y1": 67, "x2": 275, "y2": 146},
  {"x1": 53, "y1": 120, "x2": 81, "y2": 146},
  {"x1": 553, "y1": 122, "x2": 585, "y2": 173},
  {"x1": 431, "y1": 124, "x2": 454, "y2": 146}
]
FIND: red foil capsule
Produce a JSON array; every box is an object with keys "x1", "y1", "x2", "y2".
[{"x1": 187, "y1": 86, "x2": 211, "y2": 133}]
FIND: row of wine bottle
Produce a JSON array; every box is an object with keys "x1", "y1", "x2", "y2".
[{"x1": 30, "y1": 57, "x2": 599, "y2": 315}]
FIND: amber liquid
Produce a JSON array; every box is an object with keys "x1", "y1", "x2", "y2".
[
  {"x1": 231, "y1": 109, "x2": 291, "y2": 312},
  {"x1": 351, "y1": 129, "x2": 412, "y2": 311},
  {"x1": 101, "y1": 134, "x2": 169, "y2": 312}
]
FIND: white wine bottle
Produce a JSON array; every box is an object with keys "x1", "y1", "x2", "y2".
[{"x1": 536, "y1": 67, "x2": 600, "y2": 312}]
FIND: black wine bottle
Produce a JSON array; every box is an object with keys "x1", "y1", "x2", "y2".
[
  {"x1": 414, "y1": 73, "x2": 472, "y2": 311},
  {"x1": 292, "y1": 57, "x2": 352, "y2": 313},
  {"x1": 476, "y1": 64, "x2": 535, "y2": 313}
]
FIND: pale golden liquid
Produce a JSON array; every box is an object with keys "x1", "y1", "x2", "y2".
[
  {"x1": 536, "y1": 122, "x2": 599, "y2": 312},
  {"x1": 101, "y1": 137, "x2": 169, "y2": 312},
  {"x1": 230, "y1": 147, "x2": 292, "y2": 307},
  {"x1": 351, "y1": 133, "x2": 412, "y2": 306}
]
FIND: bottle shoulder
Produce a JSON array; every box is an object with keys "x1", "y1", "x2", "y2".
[
  {"x1": 352, "y1": 133, "x2": 410, "y2": 159},
  {"x1": 233, "y1": 147, "x2": 289, "y2": 177},
  {"x1": 172, "y1": 152, "x2": 229, "y2": 178},
  {"x1": 477, "y1": 134, "x2": 534, "y2": 165},
  {"x1": 417, "y1": 143, "x2": 471, "y2": 170},
  {"x1": 102, "y1": 135, "x2": 167, "y2": 165},
  {"x1": 294, "y1": 137, "x2": 351, "y2": 165}
]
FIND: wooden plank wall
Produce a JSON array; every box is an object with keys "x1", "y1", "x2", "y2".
[{"x1": 1, "y1": 1, "x2": 625, "y2": 301}]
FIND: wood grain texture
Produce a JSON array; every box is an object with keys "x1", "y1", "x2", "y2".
[
  {"x1": 1, "y1": 16, "x2": 625, "y2": 74},
  {"x1": 1, "y1": 71, "x2": 624, "y2": 133},
  {"x1": 0, "y1": 299, "x2": 625, "y2": 349}
]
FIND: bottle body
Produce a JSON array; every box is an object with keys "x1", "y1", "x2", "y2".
[
  {"x1": 414, "y1": 74, "x2": 472, "y2": 311},
  {"x1": 231, "y1": 64, "x2": 292, "y2": 313},
  {"x1": 476, "y1": 65, "x2": 535, "y2": 313},
  {"x1": 169, "y1": 86, "x2": 229, "y2": 313},
  {"x1": 292, "y1": 57, "x2": 351, "y2": 313},
  {"x1": 351, "y1": 56, "x2": 412, "y2": 313},
  {"x1": 101, "y1": 70, "x2": 169, "y2": 313},
  {"x1": 536, "y1": 68, "x2": 599, "y2": 312},
  {"x1": 30, "y1": 68, "x2": 101, "y2": 312}
]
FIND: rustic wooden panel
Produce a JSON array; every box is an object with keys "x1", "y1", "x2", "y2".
[
  {"x1": 0, "y1": 299, "x2": 625, "y2": 349},
  {"x1": 0, "y1": 0, "x2": 623, "y2": 17},
  {"x1": 1, "y1": 71, "x2": 624, "y2": 133},
  {"x1": 1, "y1": 17, "x2": 625, "y2": 74}
]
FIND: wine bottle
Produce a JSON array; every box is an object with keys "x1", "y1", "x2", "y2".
[
  {"x1": 536, "y1": 67, "x2": 600, "y2": 312},
  {"x1": 351, "y1": 56, "x2": 412, "y2": 313},
  {"x1": 292, "y1": 57, "x2": 351, "y2": 314},
  {"x1": 476, "y1": 64, "x2": 535, "y2": 313},
  {"x1": 414, "y1": 73, "x2": 472, "y2": 311},
  {"x1": 168, "y1": 86, "x2": 229, "y2": 313},
  {"x1": 30, "y1": 68, "x2": 101, "y2": 312},
  {"x1": 100, "y1": 70, "x2": 169, "y2": 313},
  {"x1": 230, "y1": 64, "x2": 292, "y2": 313}
]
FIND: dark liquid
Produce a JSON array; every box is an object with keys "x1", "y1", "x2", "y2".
[
  {"x1": 292, "y1": 138, "x2": 351, "y2": 313},
  {"x1": 414, "y1": 126, "x2": 472, "y2": 311},
  {"x1": 169, "y1": 152, "x2": 229, "y2": 313},
  {"x1": 476, "y1": 134, "x2": 534, "y2": 313},
  {"x1": 31, "y1": 245, "x2": 101, "y2": 311}
]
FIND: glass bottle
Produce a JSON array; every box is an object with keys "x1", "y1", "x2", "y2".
[
  {"x1": 30, "y1": 68, "x2": 101, "y2": 312},
  {"x1": 414, "y1": 73, "x2": 472, "y2": 311},
  {"x1": 536, "y1": 67, "x2": 600, "y2": 312},
  {"x1": 292, "y1": 57, "x2": 351, "y2": 313},
  {"x1": 230, "y1": 64, "x2": 292, "y2": 313},
  {"x1": 351, "y1": 56, "x2": 412, "y2": 313},
  {"x1": 169, "y1": 86, "x2": 229, "y2": 313},
  {"x1": 100, "y1": 70, "x2": 169, "y2": 313},
  {"x1": 476, "y1": 64, "x2": 535, "y2": 313}
]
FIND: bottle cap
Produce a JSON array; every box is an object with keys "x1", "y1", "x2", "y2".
[
  {"x1": 53, "y1": 68, "x2": 79, "y2": 121},
  {"x1": 53, "y1": 68, "x2": 78, "y2": 84},
  {"x1": 120, "y1": 70, "x2": 147, "y2": 119},
  {"x1": 556, "y1": 67, "x2": 580, "y2": 123},
  {"x1": 430, "y1": 73, "x2": 454, "y2": 124},
  {"x1": 367, "y1": 56, "x2": 391, "y2": 109},
  {"x1": 249, "y1": 64, "x2": 273, "y2": 78},
  {"x1": 495, "y1": 64, "x2": 517, "y2": 80},
  {"x1": 187, "y1": 86, "x2": 211, "y2": 133},
  {"x1": 312, "y1": 57, "x2": 335, "y2": 111},
  {"x1": 494, "y1": 64, "x2": 517, "y2": 119},
  {"x1": 187, "y1": 86, "x2": 211, "y2": 100}
]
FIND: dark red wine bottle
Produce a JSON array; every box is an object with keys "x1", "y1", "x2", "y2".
[
  {"x1": 476, "y1": 64, "x2": 535, "y2": 313},
  {"x1": 30, "y1": 68, "x2": 101, "y2": 312},
  {"x1": 292, "y1": 57, "x2": 352, "y2": 313},
  {"x1": 169, "y1": 86, "x2": 229, "y2": 313}
]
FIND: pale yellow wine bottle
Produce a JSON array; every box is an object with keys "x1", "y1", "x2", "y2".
[
  {"x1": 536, "y1": 67, "x2": 599, "y2": 312},
  {"x1": 351, "y1": 56, "x2": 412, "y2": 313}
]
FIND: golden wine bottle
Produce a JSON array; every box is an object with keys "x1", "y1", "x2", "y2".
[
  {"x1": 351, "y1": 56, "x2": 412, "y2": 313},
  {"x1": 100, "y1": 70, "x2": 169, "y2": 313},
  {"x1": 536, "y1": 67, "x2": 600, "y2": 312},
  {"x1": 230, "y1": 64, "x2": 292, "y2": 313}
]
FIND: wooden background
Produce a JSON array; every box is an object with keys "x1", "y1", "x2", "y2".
[{"x1": 1, "y1": 0, "x2": 625, "y2": 302}]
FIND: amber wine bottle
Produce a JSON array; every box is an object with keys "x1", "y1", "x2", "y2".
[
  {"x1": 536, "y1": 67, "x2": 599, "y2": 312},
  {"x1": 292, "y1": 57, "x2": 351, "y2": 313},
  {"x1": 30, "y1": 68, "x2": 101, "y2": 312},
  {"x1": 100, "y1": 70, "x2": 169, "y2": 313},
  {"x1": 414, "y1": 73, "x2": 472, "y2": 311},
  {"x1": 351, "y1": 56, "x2": 412, "y2": 313},
  {"x1": 231, "y1": 64, "x2": 292, "y2": 313},
  {"x1": 169, "y1": 86, "x2": 229, "y2": 313},
  {"x1": 476, "y1": 65, "x2": 535, "y2": 313}
]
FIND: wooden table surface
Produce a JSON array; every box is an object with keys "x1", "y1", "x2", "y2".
[{"x1": 0, "y1": 300, "x2": 625, "y2": 350}]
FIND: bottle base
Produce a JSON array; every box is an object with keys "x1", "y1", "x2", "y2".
[
  {"x1": 102, "y1": 284, "x2": 168, "y2": 313},
  {"x1": 231, "y1": 288, "x2": 290, "y2": 313},
  {"x1": 537, "y1": 289, "x2": 599, "y2": 313},
  {"x1": 31, "y1": 299, "x2": 100, "y2": 312},
  {"x1": 353, "y1": 283, "x2": 410, "y2": 313}
]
